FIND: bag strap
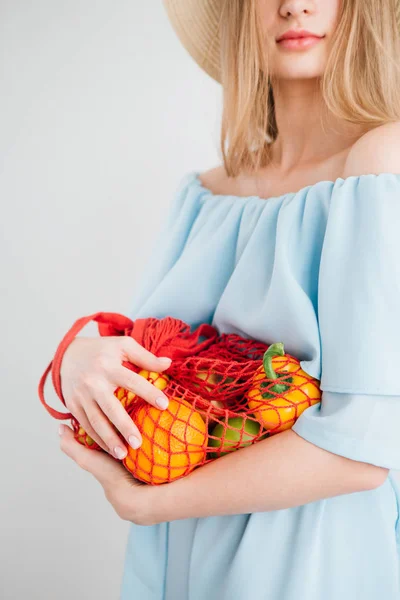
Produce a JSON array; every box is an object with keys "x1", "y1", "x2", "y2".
[
  {"x1": 38, "y1": 312, "x2": 219, "y2": 420},
  {"x1": 38, "y1": 312, "x2": 134, "y2": 420}
]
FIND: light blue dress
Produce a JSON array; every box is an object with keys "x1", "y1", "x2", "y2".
[{"x1": 120, "y1": 170, "x2": 400, "y2": 600}]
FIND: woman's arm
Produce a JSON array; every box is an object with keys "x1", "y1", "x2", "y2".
[
  {"x1": 130, "y1": 126, "x2": 399, "y2": 527},
  {"x1": 138, "y1": 428, "x2": 389, "y2": 525}
]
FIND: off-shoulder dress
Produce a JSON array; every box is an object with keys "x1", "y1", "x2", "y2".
[{"x1": 120, "y1": 170, "x2": 400, "y2": 600}]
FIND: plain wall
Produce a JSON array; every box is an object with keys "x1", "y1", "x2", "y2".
[{"x1": 0, "y1": 2, "x2": 220, "y2": 599}]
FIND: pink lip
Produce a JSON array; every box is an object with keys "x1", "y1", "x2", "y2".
[
  {"x1": 276, "y1": 29, "x2": 322, "y2": 41},
  {"x1": 277, "y1": 36, "x2": 322, "y2": 50}
]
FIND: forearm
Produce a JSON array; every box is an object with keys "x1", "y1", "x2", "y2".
[{"x1": 141, "y1": 429, "x2": 389, "y2": 525}]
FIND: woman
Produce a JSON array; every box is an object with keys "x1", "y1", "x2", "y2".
[{"x1": 56, "y1": 0, "x2": 400, "y2": 598}]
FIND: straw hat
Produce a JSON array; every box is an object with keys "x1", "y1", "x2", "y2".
[
  {"x1": 163, "y1": 0, "x2": 400, "y2": 85},
  {"x1": 163, "y1": 0, "x2": 223, "y2": 83}
]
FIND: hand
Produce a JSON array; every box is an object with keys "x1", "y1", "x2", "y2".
[
  {"x1": 58, "y1": 423, "x2": 152, "y2": 524},
  {"x1": 60, "y1": 335, "x2": 172, "y2": 460}
]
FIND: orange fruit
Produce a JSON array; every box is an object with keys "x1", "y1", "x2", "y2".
[
  {"x1": 115, "y1": 370, "x2": 170, "y2": 408},
  {"x1": 75, "y1": 370, "x2": 170, "y2": 447},
  {"x1": 123, "y1": 397, "x2": 208, "y2": 484},
  {"x1": 77, "y1": 426, "x2": 95, "y2": 447}
]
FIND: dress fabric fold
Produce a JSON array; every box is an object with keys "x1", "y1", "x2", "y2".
[{"x1": 120, "y1": 170, "x2": 400, "y2": 600}]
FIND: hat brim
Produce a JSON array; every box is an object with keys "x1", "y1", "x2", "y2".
[{"x1": 163, "y1": 0, "x2": 222, "y2": 84}]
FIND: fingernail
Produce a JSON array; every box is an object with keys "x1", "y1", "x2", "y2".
[
  {"x1": 156, "y1": 396, "x2": 169, "y2": 409},
  {"x1": 158, "y1": 356, "x2": 172, "y2": 366},
  {"x1": 58, "y1": 425, "x2": 64, "y2": 436},
  {"x1": 114, "y1": 446, "x2": 127, "y2": 459},
  {"x1": 128, "y1": 435, "x2": 142, "y2": 449}
]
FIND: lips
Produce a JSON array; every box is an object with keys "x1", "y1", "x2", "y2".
[
  {"x1": 276, "y1": 35, "x2": 323, "y2": 50},
  {"x1": 276, "y1": 30, "x2": 322, "y2": 42}
]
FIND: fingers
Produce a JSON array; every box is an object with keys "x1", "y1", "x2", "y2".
[
  {"x1": 83, "y1": 394, "x2": 139, "y2": 459},
  {"x1": 71, "y1": 403, "x2": 116, "y2": 456},
  {"x1": 111, "y1": 365, "x2": 170, "y2": 410},
  {"x1": 84, "y1": 365, "x2": 172, "y2": 458},
  {"x1": 120, "y1": 337, "x2": 172, "y2": 373},
  {"x1": 69, "y1": 393, "x2": 133, "y2": 459},
  {"x1": 64, "y1": 336, "x2": 173, "y2": 461}
]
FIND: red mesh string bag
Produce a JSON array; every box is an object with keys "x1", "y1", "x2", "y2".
[{"x1": 38, "y1": 312, "x2": 322, "y2": 485}]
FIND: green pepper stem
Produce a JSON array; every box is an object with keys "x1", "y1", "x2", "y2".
[{"x1": 262, "y1": 343, "x2": 288, "y2": 394}]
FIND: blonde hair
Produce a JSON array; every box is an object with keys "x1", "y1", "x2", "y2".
[{"x1": 219, "y1": 0, "x2": 400, "y2": 177}]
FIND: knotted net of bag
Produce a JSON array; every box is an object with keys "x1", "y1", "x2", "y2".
[{"x1": 38, "y1": 312, "x2": 321, "y2": 485}]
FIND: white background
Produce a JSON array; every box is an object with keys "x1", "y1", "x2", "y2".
[{"x1": 0, "y1": 2, "x2": 220, "y2": 598}]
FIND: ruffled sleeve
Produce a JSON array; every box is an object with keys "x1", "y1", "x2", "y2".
[{"x1": 292, "y1": 173, "x2": 400, "y2": 470}]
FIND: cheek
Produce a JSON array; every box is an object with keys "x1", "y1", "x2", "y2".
[{"x1": 318, "y1": 0, "x2": 342, "y2": 33}]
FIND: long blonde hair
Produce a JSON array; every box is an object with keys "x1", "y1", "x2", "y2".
[{"x1": 219, "y1": 0, "x2": 400, "y2": 177}]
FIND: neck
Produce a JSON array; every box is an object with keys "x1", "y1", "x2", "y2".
[{"x1": 269, "y1": 78, "x2": 369, "y2": 173}]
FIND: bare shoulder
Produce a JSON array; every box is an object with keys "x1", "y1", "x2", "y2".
[
  {"x1": 343, "y1": 121, "x2": 400, "y2": 178},
  {"x1": 197, "y1": 164, "x2": 246, "y2": 196}
]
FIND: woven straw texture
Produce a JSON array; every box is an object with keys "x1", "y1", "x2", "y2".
[{"x1": 163, "y1": 0, "x2": 400, "y2": 83}]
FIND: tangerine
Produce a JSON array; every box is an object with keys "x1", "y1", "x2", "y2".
[
  {"x1": 123, "y1": 397, "x2": 208, "y2": 484},
  {"x1": 115, "y1": 370, "x2": 170, "y2": 408}
]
